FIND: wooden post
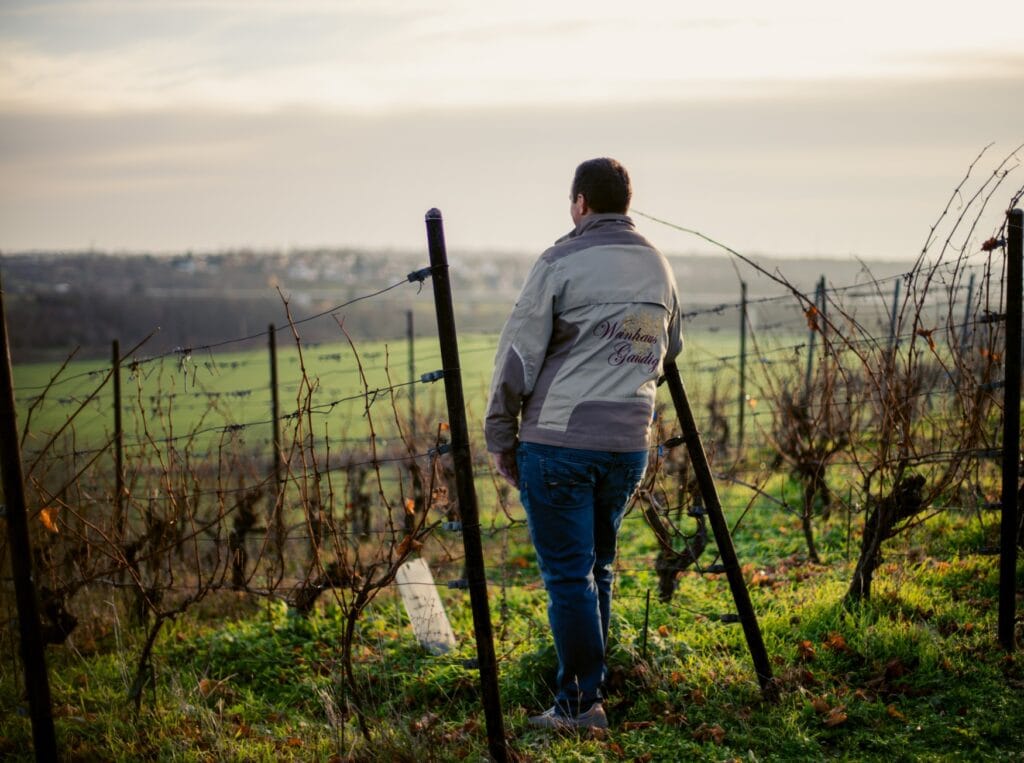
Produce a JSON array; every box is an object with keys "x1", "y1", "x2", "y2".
[
  {"x1": 425, "y1": 208, "x2": 507, "y2": 762},
  {"x1": 663, "y1": 359, "x2": 775, "y2": 697},
  {"x1": 1000, "y1": 208, "x2": 1022, "y2": 652},
  {"x1": 0, "y1": 272, "x2": 58, "y2": 759}
]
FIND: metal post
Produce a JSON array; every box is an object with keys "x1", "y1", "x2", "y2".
[
  {"x1": 407, "y1": 309, "x2": 416, "y2": 439},
  {"x1": 269, "y1": 324, "x2": 282, "y2": 483},
  {"x1": 1000, "y1": 208, "x2": 1022, "y2": 651},
  {"x1": 424, "y1": 209, "x2": 507, "y2": 761},
  {"x1": 737, "y1": 281, "x2": 748, "y2": 456},
  {"x1": 818, "y1": 275, "x2": 828, "y2": 335},
  {"x1": 802, "y1": 276, "x2": 825, "y2": 406},
  {"x1": 882, "y1": 278, "x2": 902, "y2": 408},
  {"x1": 269, "y1": 325, "x2": 284, "y2": 551},
  {"x1": 112, "y1": 340, "x2": 125, "y2": 540},
  {"x1": 960, "y1": 272, "x2": 976, "y2": 356},
  {"x1": 888, "y1": 279, "x2": 901, "y2": 356},
  {"x1": 663, "y1": 359, "x2": 775, "y2": 697},
  {"x1": 818, "y1": 276, "x2": 829, "y2": 419},
  {"x1": 0, "y1": 272, "x2": 58, "y2": 760}
]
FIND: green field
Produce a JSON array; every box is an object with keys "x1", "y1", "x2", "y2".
[
  {"x1": 12, "y1": 332, "x2": 500, "y2": 458},
  {"x1": 12, "y1": 326, "x2": 764, "y2": 462}
]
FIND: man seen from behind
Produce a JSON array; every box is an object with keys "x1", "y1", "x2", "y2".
[{"x1": 485, "y1": 157, "x2": 684, "y2": 730}]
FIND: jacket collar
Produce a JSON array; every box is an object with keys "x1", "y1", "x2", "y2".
[{"x1": 563, "y1": 213, "x2": 635, "y2": 241}]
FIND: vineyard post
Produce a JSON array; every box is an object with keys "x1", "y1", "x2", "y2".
[
  {"x1": 802, "y1": 275, "x2": 825, "y2": 406},
  {"x1": 882, "y1": 278, "x2": 902, "y2": 407},
  {"x1": 802, "y1": 280, "x2": 817, "y2": 405},
  {"x1": 112, "y1": 339, "x2": 125, "y2": 539},
  {"x1": 818, "y1": 276, "x2": 829, "y2": 416},
  {"x1": 407, "y1": 309, "x2": 416, "y2": 439},
  {"x1": 424, "y1": 208, "x2": 507, "y2": 762},
  {"x1": 269, "y1": 324, "x2": 284, "y2": 550},
  {"x1": 999, "y1": 207, "x2": 1022, "y2": 652},
  {"x1": 0, "y1": 273, "x2": 58, "y2": 760},
  {"x1": 663, "y1": 359, "x2": 775, "y2": 698},
  {"x1": 737, "y1": 280, "x2": 748, "y2": 456},
  {"x1": 887, "y1": 278, "x2": 901, "y2": 355},
  {"x1": 959, "y1": 272, "x2": 976, "y2": 356}
]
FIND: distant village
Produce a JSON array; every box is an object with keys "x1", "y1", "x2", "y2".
[{"x1": 2, "y1": 248, "x2": 907, "y2": 363}]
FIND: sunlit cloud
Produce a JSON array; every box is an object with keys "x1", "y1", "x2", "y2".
[{"x1": 2, "y1": 0, "x2": 1022, "y2": 113}]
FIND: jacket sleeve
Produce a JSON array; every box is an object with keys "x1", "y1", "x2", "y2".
[{"x1": 484, "y1": 256, "x2": 558, "y2": 453}]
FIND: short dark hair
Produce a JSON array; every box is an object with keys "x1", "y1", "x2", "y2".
[{"x1": 571, "y1": 157, "x2": 631, "y2": 214}]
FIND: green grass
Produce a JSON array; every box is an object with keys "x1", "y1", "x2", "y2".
[
  {"x1": 4, "y1": 328, "x2": 1022, "y2": 761},
  {"x1": 2, "y1": 496, "x2": 1022, "y2": 761}
]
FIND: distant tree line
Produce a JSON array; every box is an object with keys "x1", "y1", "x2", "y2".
[
  {"x1": 0, "y1": 250, "x2": 521, "y2": 363},
  {"x1": 1, "y1": 248, "x2": 906, "y2": 364}
]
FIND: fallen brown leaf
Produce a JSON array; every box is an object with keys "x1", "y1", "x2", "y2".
[
  {"x1": 692, "y1": 723, "x2": 726, "y2": 745},
  {"x1": 622, "y1": 721, "x2": 656, "y2": 730},
  {"x1": 409, "y1": 712, "x2": 440, "y2": 733},
  {"x1": 797, "y1": 640, "x2": 816, "y2": 662},
  {"x1": 663, "y1": 712, "x2": 688, "y2": 727},
  {"x1": 884, "y1": 657, "x2": 909, "y2": 680},
  {"x1": 824, "y1": 632, "x2": 853, "y2": 654},
  {"x1": 824, "y1": 707, "x2": 848, "y2": 727}
]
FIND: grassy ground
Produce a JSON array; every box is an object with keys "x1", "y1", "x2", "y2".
[
  {"x1": 5, "y1": 329, "x2": 1023, "y2": 761},
  {"x1": 2, "y1": 487, "x2": 1022, "y2": 761}
]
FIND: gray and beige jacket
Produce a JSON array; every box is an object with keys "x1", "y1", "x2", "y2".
[{"x1": 484, "y1": 214, "x2": 683, "y2": 454}]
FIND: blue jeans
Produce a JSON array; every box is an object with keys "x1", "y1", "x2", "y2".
[{"x1": 516, "y1": 441, "x2": 648, "y2": 714}]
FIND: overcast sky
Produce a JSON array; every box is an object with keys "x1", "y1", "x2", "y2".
[{"x1": 1, "y1": 0, "x2": 1022, "y2": 260}]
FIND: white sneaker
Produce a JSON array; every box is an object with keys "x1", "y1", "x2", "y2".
[{"x1": 528, "y1": 703, "x2": 608, "y2": 730}]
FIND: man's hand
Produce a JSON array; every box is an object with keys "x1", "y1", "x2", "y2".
[{"x1": 492, "y1": 449, "x2": 519, "y2": 489}]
